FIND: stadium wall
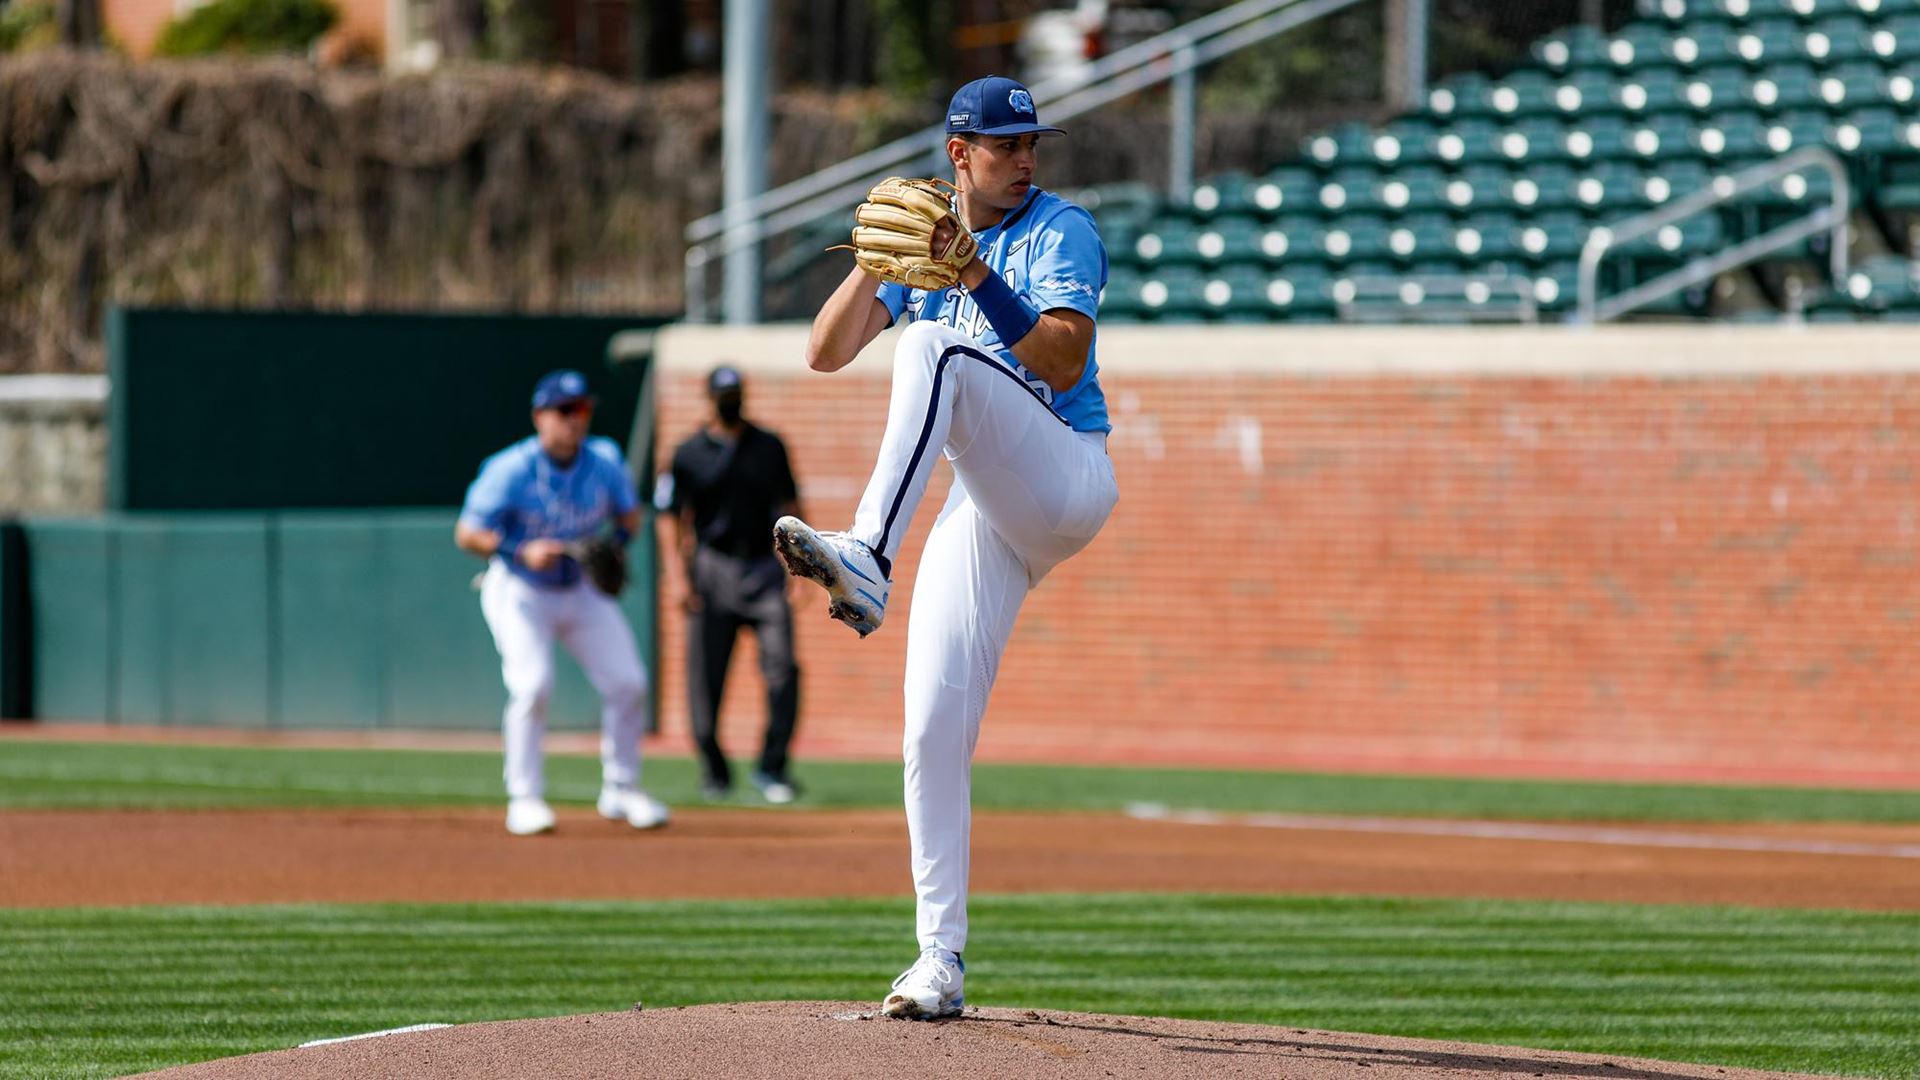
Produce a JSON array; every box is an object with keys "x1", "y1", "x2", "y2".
[{"x1": 656, "y1": 324, "x2": 1920, "y2": 787}]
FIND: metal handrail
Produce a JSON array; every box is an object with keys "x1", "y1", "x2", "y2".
[
  {"x1": 687, "y1": 0, "x2": 1328, "y2": 245},
  {"x1": 684, "y1": 0, "x2": 1368, "y2": 320},
  {"x1": 1575, "y1": 145, "x2": 1850, "y2": 324}
]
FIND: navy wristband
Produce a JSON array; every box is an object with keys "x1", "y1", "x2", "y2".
[{"x1": 966, "y1": 269, "x2": 1039, "y2": 346}]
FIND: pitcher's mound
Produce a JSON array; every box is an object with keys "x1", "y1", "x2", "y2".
[{"x1": 132, "y1": 1000, "x2": 1835, "y2": 1079}]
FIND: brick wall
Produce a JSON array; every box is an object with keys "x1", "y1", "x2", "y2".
[{"x1": 648, "y1": 326, "x2": 1920, "y2": 788}]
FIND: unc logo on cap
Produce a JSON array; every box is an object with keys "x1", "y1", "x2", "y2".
[{"x1": 1008, "y1": 88, "x2": 1035, "y2": 114}]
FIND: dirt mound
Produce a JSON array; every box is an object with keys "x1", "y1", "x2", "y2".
[{"x1": 129, "y1": 1000, "x2": 1835, "y2": 1080}]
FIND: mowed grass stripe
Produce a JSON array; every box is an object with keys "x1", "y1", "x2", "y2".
[
  {"x1": 1, "y1": 896, "x2": 1916, "y2": 1080},
  {"x1": 5, "y1": 739, "x2": 1920, "y2": 822}
]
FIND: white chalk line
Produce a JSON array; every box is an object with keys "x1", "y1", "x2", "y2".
[
  {"x1": 1124, "y1": 803, "x2": 1920, "y2": 860},
  {"x1": 299, "y1": 1022, "x2": 451, "y2": 1047}
]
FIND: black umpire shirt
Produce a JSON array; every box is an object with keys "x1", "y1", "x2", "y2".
[{"x1": 666, "y1": 422, "x2": 798, "y2": 560}]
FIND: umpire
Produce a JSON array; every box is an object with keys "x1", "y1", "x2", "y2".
[{"x1": 664, "y1": 365, "x2": 804, "y2": 804}]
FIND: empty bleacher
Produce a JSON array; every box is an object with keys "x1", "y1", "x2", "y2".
[{"x1": 1082, "y1": 0, "x2": 1920, "y2": 323}]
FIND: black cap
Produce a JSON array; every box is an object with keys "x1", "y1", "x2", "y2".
[{"x1": 708, "y1": 365, "x2": 744, "y2": 396}]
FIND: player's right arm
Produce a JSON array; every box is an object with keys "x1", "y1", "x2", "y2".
[{"x1": 806, "y1": 267, "x2": 895, "y2": 373}]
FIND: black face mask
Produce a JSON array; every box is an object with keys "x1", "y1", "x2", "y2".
[{"x1": 715, "y1": 397, "x2": 743, "y2": 425}]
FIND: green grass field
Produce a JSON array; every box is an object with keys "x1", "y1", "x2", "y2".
[
  {"x1": 4, "y1": 739, "x2": 1919, "y2": 1079},
  {"x1": 7, "y1": 737, "x2": 1920, "y2": 823}
]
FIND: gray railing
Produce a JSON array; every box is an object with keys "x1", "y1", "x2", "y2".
[
  {"x1": 1575, "y1": 146, "x2": 1850, "y2": 324},
  {"x1": 684, "y1": 0, "x2": 1373, "y2": 321}
]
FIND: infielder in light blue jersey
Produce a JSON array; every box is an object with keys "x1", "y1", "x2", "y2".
[
  {"x1": 456, "y1": 369, "x2": 669, "y2": 837},
  {"x1": 773, "y1": 76, "x2": 1118, "y2": 1019}
]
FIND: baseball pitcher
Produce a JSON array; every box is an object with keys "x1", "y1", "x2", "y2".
[{"x1": 774, "y1": 76, "x2": 1116, "y2": 1018}]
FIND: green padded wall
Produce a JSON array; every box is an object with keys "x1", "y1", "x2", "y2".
[
  {"x1": 20, "y1": 512, "x2": 657, "y2": 731},
  {"x1": 106, "y1": 308, "x2": 667, "y2": 511},
  {"x1": 26, "y1": 521, "x2": 114, "y2": 722}
]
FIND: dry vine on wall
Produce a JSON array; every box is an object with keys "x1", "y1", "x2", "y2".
[{"x1": 0, "y1": 51, "x2": 722, "y2": 373}]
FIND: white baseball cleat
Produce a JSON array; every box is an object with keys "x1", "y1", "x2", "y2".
[
  {"x1": 597, "y1": 786, "x2": 670, "y2": 830},
  {"x1": 772, "y1": 516, "x2": 890, "y2": 637},
  {"x1": 882, "y1": 947, "x2": 965, "y2": 1020},
  {"x1": 505, "y1": 796, "x2": 556, "y2": 836}
]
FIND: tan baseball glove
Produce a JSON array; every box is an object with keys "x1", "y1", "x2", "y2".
[{"x1": 830, "y1": 177, "x2": 979, "y2": 290}]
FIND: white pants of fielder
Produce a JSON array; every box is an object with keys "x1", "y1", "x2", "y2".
[
  {"x1": 479, "y1": 561, "x2": 652, "y2": 799},
  {"x1": 853, "y1": 320, "x2": 1118, "y2": 956}
]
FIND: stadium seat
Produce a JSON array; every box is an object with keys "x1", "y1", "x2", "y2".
[
  {"x1": 1826, "y1": 254, "x2": 1920, "y2": 314},
  {"x1": 1378, "y1": 167, "x2": 1451, "y2": 214},
  {"x1": 1453, "y1": 214, "x2": 1525, "y2": 262},
  {"x1": 1805, "y1": 13, "x2": 1877, "y2": 59},
  {"x1": 1834, "y1": 105, "x2": 1906, "y2": 151},
  {"x1": 1615, "y1": 22, "x2": 1682, "y2": 67},
  {"x1": 1321, "y1": 217, "x2": 1393, "y2": 263},
  {"x1": 1426, "y1": 72, "x2": 1494, "y2": 119},
  {"x1": 1816, "y1": 61, "x2": 1891, "y2": 109},
  {"x1": 1574, "y1": 163, "x2": 1653, "y2": 213},
  {"x1": 1517, "y1": 213, "x2": 1593, "y2": 262},
  {"x1": 1133, "y1": 267, "x2": 1208, "y2": 319},
  {"x1": 1528, "y1": 262, "x2": 1582, "y2": 313},
  {"x1": 1377, "y1": 117, "x2": 1442, "y2": 165},
  {"x1": 1187, "y1": 172, "x2": 1255, "y2": 218},
  {"x1": 1440, "y1": 166, "x2": 1520, "y2": 213},
  {"x1": 1489, "y1": 70, "x2": 1563, "y2": 117},
  {"x1": 1260, "y1": 217, "x2": 1327, "y2": 266},
  {"x1": 1304, "y1": 122, "x2": 1380, "y2": 168},
  {"x1": 1644, "y1": 159, "x2": 1718, "y2": 202},
  {"x1": 1517, "y1": 163, "x2": 1584, "y2": 210},
  {"x1": 1508, "y1": 117, "x2": 1572, "y2": 163},
  {"x1": 1614, "y1": 68, "x2": 1689, "y2": 114},
  {"x1": 1535, "y1": 24, "x2": 1611, "y2": 72},
  {"x1": 1132, "y1": 216, "x2": 1199, "y2": 266},
  {"x1": 1557, "y1": 69, "x2": 1625, "y2": 116},
  {"x1": 1446, "y1": 120, "x2": 1519, "y2": 166},
  {"x1": 1320, "y1": 167, "x2": 1389, "y2": 214},
  {"x1": 1198, "y1": 267, "x2": 1273, "y2": 321},
  {"x1": 1188, "y1": 216, "x2": 1263, "y2": 267},
  {"x1": 1387, "y1": 215, "x2": 1456, "y2": 264},
  {"x1": 1564, "y1": 114, "x2": 1632, "y2": 162},
  {"x1": 1868, "y1": 14, "x2": 1920, "y2": 61},
  {"x1": 1266, "y1": 268, "x2": 1338, "y2": 320},
  {"x1": 1673, "y1": 21, "x2": 1745, "y2": 64},
  {"x1": 1248, "y1": 167, "x2": 1324, "y2": 218},
  {"x1": 1680, "y1": 64, "x2": 1752, "y2": 111},
  {"x1": 1751, "y1": 63, "x2": 1826, "y2": 110},
  {"x1": 1696, "y1": 110, "x2": 1773, "y2": 157}
]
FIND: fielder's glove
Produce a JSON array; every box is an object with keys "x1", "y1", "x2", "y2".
[
  {"x1": 829, "y1": 177, "x2": 978, "y2": 290},
  {"x1": 571, "y1": 536, "x2": 629, "y2": 598}
]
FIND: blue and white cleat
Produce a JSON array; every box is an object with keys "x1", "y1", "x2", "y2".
[
  {"x1": 772, "y1": 516, "x2": 890, "y2": 637},
  {"x1": 882, "y1": 947, "x2": 965, "y2": 1020}
]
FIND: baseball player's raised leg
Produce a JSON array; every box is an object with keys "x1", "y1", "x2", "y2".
[
  {"x1": 480, "y1": 565, "x2": 557, "y2": 800},
  {"x1": 561, "y1": 589, "x2": 668, "y2": 829},
  {"x1": 862, "y1": 321, "x2": 1114, "y2": 574}
]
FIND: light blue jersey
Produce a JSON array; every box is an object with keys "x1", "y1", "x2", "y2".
[
  {"x1": 877, "y1": 187, "x2": 1110, "y2": 434},
  {"x1": 460, "y1": 435, "x2": 638, "y2": 589}
]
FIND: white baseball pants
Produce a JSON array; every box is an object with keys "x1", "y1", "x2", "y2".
[
  {"x1": 479, "y1": 560, "x2": 652, "y2": 799},
  {"x1": 852, "y1": 321, "x2": 1118, "y2": 955}
]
